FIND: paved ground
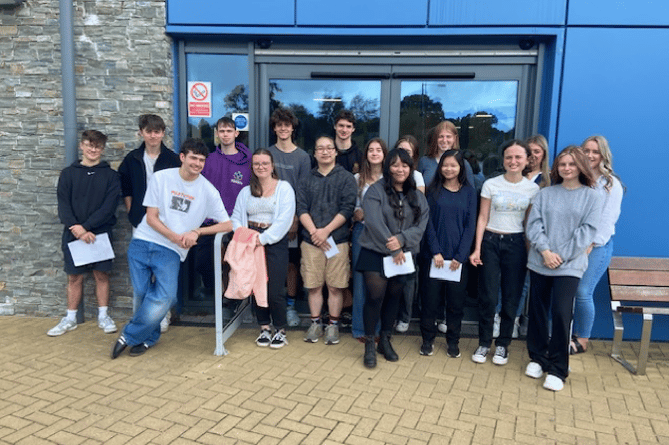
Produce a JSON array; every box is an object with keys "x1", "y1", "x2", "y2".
[{"x1": 1, "y1": 316, "x2": 669, "y2": 444}]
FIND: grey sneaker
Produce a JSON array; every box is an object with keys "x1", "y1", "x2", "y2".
[
  {"x1": 324, "y1": 324, "x2": 340, "y2": 345},
  {"x1": 304, "y1": 322, "x2": 323, "y2": 343},
  {"x1": 47, "y1": 317, "x2": 77, "y2": 336},
  {"x1": 472, "y1": 346, "x2": 490, "y2": 364},
  {"x1": 492, "y1": 346, "x2": 509, "y2": 365},
  {"x1": 98, "y1": 316, "x2": 117, "y2": 334},
  {"x1": 256, "y1": 329, "x2": 272, "y2": 347},
  {"x1": 286, "y1": 307, "x2": 300, "y2": 327}
]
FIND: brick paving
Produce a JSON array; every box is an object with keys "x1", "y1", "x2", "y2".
[{"x1": 1, "y1": 316, "x2": 669, "y2": 444}]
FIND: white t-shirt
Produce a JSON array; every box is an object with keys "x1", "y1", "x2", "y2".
[
  {"x1": 481, "y1": 174, "x2": 539, "y2": 233},
  {"x1": 413, "y1": 170, "x2": 425, "y2": 188},
  {"x1": 143, "y1": 150, "x2": 158, "y2": 185},
  {"x1": 134, "y1": 168, "x2": 230, "y2": 261}
]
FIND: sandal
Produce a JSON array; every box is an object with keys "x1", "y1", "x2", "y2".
[{"x1": 569, "y1": 339, "x2": 586, "y2": 355}]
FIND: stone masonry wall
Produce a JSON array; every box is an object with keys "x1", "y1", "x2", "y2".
[{"x1": 0, "y1": 0, "x2": 173, "y2": 320}]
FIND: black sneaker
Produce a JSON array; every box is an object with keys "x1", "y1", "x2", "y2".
[
  {"x1": 129, "y1": 343, "x2": 149, "y2": 357},
  {"x1": 419, "y1": 341, "x2": 434, "y2": 356},
  {"x1": 256, "y1": 329, "x2": 272, "y2": 347},
  {"x1": 492, "y1": 345, "x2": 509, "y2": 365},
  {"x1": 270, "y1": 330, "x2": 288, "y2": 349},
  {"x1": 447, "y1": 344, "x2": 461, "y2": 358}
]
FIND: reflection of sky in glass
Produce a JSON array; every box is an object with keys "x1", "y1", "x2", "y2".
[
  {"x1": 272, "y1": 80, "x2": 381, "y2": 114},
  {"x1": 186, "y1": 54, "x2": 248, "y2": 127},
  {"x1": 401, "y1": 81, "x2": 518, "y2": 131}
]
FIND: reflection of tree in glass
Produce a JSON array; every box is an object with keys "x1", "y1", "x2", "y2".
[
  {"x1": 399, "y1": 93, "x2": 446, "y2": 155},
  {"x1": 455, "y1": 111, "x2": 513, "y2": 178}
]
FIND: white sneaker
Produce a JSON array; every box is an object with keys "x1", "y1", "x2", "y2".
[
  {"x1": 525, "y1": 361, "x2": 543, "y2": 379},
  {"x1": 437, "y1": 321, "x2": 447, "y2": 334},
  {"x1": 286, "y1": 307, "x2": 300, "y2": 327},
  {"x1": 396, "y1": 321, "x2": 409, "y2": 333},
  {"x1": 47, "y1": 317, "x2": 77, "y2": 336},
  {"x1": 160, "y1": 311, "x2": 170, "y2": 333},
  {"x1": 543, "y1": 374, "x2": 564, "y2": 391},
  {"x1": 492, "y1": 313, "x2": 501, "y2": 338},
  {"x1": 512, "y1": 316, "x2": 520, "y2": 338},
  {"x1": 98, "y1": 315, "x2": 117, "y2": 334},
  {"x1": 471, "y1": 346, "x2": 490, "y2": 364},
  {"x1": 492, "y1": 346, "x2": 509, "y2": 365}
]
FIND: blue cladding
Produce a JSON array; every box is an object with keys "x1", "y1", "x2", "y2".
[
  {"x1": 429, "y1": 0, "x2": 566, "y2": 26},
  {"x1": 569, "y1": 0, "x2": 669, "y2": 26},
  {"x1": 167, "y1": 0, "x2": 295, "y2": 26},
  {"x1": 557, "y1": 27, "x2": 669, "y2": 259},
  {"x1": 296, "y1": 0, "x2": 428, "y2": 26}
]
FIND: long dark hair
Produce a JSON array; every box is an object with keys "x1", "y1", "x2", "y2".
[
  {"x1": 427, "y1": 150, "x2": 468, "y2": 197},
  {"x1": 382, "y1": 149, "x2": 421, "y2": 223},
  {"x1": 358, "y1": 137, "x2": 388, "y2": 191},
  {"x1": 250, "y1": 148, "x2": 279, "y2": 197}
]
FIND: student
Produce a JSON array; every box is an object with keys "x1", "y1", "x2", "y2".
[
  {"x1": 193, "y1": 117, "x2": 251, "y2": 300},
  {"x1": 469, "y1": 140, "x2": 539, "y2": 366},
  {"x1": 525, "y1": 146, "x2": 601, "y2": 391},
  {"x1": 297, "y1": 136, "x2": 357, "y2": 345},
  {"x1": 418, "y1": 121, "x2": 475, "y2": 187},
  {"x1": 49, "y1": 130, "x2": 121, "y2": 337},
  {"x1": 333, "y1": 110, "x2": 361, "y2": 174},
  {"x1": 231, "y1": 148, "x2": 296, "y2": 348},
  {"x1": 420, "y1": 150, "x2": 476, "y2": 358},
  {"x1": 351, "y1": 138, "x2": 388, "y2": 339},
  {"x1": 111, "y1": 139, "x2": 231, "y2": 359},
  {"x1": 571, "y1": 135, "x2": 623, "y2": 354},
  {"x1": 118, "y1": 114, "x2": 180, "y2": 332},
  {"x1": 393, "y1": 135, "x2": 425, "y2": 333},
  {"x1": 267, "y1": 108, "x2": 311, "y2": 327},
  {"x1": 357, "y1": 149, "x2": 429, "y2": 368}
]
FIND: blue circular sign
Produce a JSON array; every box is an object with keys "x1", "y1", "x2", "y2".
[{"x1": 234, "y1": 115, "x2": 248, "y2": 129}]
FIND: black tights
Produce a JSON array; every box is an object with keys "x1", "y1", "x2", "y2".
[{"x1": 362, "y1": 271, "x2": 407, "y2": 336}]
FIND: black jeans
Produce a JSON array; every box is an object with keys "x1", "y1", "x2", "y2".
[
  {"x1": 527, "y1": 271, "x2": 579, "y2": 381},
  {"x1": 420, "y1": 264, "x2": 468, "y2": 345},
  {"x1": 478, "y1": 231, "x2": 527, "y2": 348},
  {"x1": 253, "y1": 235, "x2": 289, "y2": 330}
]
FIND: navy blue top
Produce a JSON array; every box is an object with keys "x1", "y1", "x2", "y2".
[{"x1": 422, "y1": 184, "x2": 477, "y2": 264}]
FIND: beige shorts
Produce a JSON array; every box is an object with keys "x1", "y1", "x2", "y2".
[{"x1": 300, "y1": 241, "x2": 350, "y2": 289}]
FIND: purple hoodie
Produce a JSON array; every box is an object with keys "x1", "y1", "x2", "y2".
[{"x1": 201, "y1": 142, "x2": 251, "y2": 215}]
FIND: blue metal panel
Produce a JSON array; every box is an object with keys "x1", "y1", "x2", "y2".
[
  {"x1": 569, "y1": 0, "x2": 669, "y2": 26},
  {"x1": 558, "y1": 28, "x2": 669, "y2": 340},
  {"x1": 296, "y1": 0, "x2": 428, "y2": 26},
  {"x1": 429, "y1": 0, "x2": 566, "y2": 26},
  {"x1": 166, "y1": 0, "x2": 294, "y2": 26}
]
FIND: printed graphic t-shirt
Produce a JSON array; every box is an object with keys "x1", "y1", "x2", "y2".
[
  {"x1": 134, "y1": 168, "x2": 230, "y2": 261},
  {"x1": 481, "y1": 174, "x2": 539, "y2": 233}
]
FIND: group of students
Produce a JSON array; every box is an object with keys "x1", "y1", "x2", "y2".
[{"x1": 51, "y1": 108, "x2": 623, "y2": 392}]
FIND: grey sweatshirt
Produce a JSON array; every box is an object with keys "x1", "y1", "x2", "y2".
[
  {"x1": 526, "y1": 184, "x2": 603, "y2": 278},
  {"x1": 359, "y1": 181, "x2": 429, "y2": 257}
]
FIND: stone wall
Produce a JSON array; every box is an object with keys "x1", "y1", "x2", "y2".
[{"x1": 0, "y1": 0, "x2": 173, "y2": 320}]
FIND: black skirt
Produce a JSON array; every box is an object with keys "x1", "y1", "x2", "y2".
[{"x1": 355, "y1": 247, "x2": 385, "y2": 274}]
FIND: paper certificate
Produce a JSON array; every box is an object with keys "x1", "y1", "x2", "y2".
[
  {"x1": 383, "y1": 251, "x2": 415, "y2": 278},
  {"x1": 324, "y1": 236, "x2": 339, "y2": 259},
  {"x1": 429, "y1": 260, "x2": 462, "y2": 282},
  {"x1": 67, "y1": 233, "x2": 115, "y2": 267}
]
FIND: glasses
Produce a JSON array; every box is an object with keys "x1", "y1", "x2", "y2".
[
  {"x1": 252, "y1": 162, "x2": 271, "y2": 168},
  {"x1": 81, "y1": 141, "x2": 104, "y2": 151},
  {"x1": 315, "y1": 146, "x2": 335, "y2": 153}
]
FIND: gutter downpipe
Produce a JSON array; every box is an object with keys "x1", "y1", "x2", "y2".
[
  {"x1": 59, "y1": 0, "x2": 77, "y2": 167},
  {"x1": 59, "y1": 0, "x2": 83, "y2": 322}
]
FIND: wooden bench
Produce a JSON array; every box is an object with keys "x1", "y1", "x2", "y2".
[{"x1": 608, "y1": 256, "x2": 669, "y2": 375}]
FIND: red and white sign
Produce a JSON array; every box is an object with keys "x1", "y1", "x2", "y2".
[{"x1": 187, "y1": 81, "x2": 212, "y2": 118}]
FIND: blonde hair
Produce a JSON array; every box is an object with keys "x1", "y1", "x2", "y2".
[
  {"x1": 550, "y1": 145, "x2": 595, "y2": 187},
  {"x1": 582, "y1": 135, "x2": 618, "y2": 192},
  {"x1": 526, "y1": 134, "x2": 551, "y2": 188}
]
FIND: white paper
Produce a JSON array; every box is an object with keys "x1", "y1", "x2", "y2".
[
  {"x1": 383, "y1": 251, "x2": 415, "y2": 278},
  {"x1": 67, "y1": 233, "x2": 115, "y2": 267},
  {"x1": 429, "y1": 260, "x2": 462, "y2": 282},
  {"x1": 323, "y1": 236, "x2": 339, "y2": 259}
]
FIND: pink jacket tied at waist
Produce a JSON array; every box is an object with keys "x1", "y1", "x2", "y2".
[{"x1": 224, "y1": 227, "x2": 268, "y2": 307}]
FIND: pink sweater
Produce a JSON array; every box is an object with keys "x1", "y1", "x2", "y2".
[{"x1": 224, "y1": 227, "x2": 268, "y2": 307}]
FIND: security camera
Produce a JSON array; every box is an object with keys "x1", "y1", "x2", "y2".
[{"x1": 519, "y1": 38, "x2": 535, "y2": 50}]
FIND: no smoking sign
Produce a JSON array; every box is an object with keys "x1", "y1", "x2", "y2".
[{"x1": 187, "y1": 81, "x2": 212, "y2": 118}]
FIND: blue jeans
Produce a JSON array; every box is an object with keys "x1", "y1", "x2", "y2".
[
  {"x1": 573, "y1": 238, "x2": 614, "y2": 339},
  {"x1": 123, "y1": 239, "x2": 181, "y2": 347},
  {"x1": 478, "y1": 231, "x2": 527, "y2": 348},
  {"x1": 351, "y1": 222, "x2": 367, "y2": 338}
]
